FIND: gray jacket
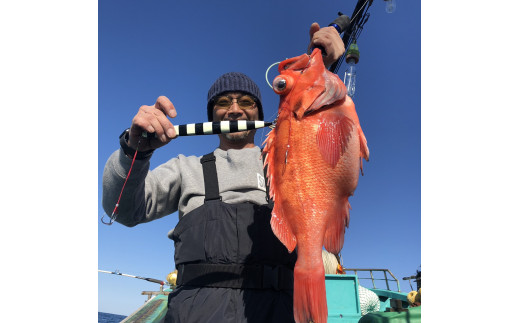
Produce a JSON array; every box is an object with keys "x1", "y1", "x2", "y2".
[{"x1": 102, "y1": 146, "x2": 268, "y2": 228}]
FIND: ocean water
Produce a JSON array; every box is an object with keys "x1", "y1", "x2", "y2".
[{"x1": 98, "y1": 312, "x2": 127, "y2": 323}]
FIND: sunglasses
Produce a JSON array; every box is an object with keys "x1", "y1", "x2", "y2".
[{"x1": 213, "y1": 95, "x2": 257, "y2": 110}]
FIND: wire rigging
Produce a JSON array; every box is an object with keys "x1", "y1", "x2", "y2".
[{"x1": 331, "y1": 0, "x2": 374, "y2": 74}]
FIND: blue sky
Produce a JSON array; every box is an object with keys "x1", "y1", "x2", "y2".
[
  {"x1": 3, "y1": 0, "x2": 520, "y2": 322},
  {"x1": 97, "y1": 0, "x2": 420, "y2": 316}
]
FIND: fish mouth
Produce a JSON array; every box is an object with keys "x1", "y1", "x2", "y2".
[{"x1": 279, "y1": 53, "x2": 311, "y2": 72}]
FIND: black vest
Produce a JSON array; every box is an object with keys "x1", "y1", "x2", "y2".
[{"x1": 164, "y1": 152, "x2": 297, "y2": 323}]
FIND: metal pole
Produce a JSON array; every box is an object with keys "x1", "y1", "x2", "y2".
[
  {"x1": 387, "y1": 269, "x2": 401, "y2": 292},
  {"x1": 383, "y1": 271, "x2": 390, "y2": 290}
]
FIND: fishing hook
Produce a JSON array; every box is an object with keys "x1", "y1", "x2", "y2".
[{"x1": 101, "y1": 209, "x2": 118, "y2": 225}]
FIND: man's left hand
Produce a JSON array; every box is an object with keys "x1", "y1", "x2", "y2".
[{"x1": 308, "y1": 22, "x2": 345, "y2": 68}]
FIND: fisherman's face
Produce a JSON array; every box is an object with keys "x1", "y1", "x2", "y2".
[{"x1": 213, "y1": 92, "x2": 259, "y2": 142}]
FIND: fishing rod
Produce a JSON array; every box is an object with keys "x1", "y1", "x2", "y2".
[
  {"x1": 266, "y1": 0, "x2": 376, "y2": 90},
  {"x1": 98, "y1": 269, "x2": 166, "y2": 286},
  {"x1": 329, "y1": 0, "x2": 375, "y2": 74}
]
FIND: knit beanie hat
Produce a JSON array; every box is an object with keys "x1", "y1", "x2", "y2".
[{"x1": 206, "y1": 72, "x2": 263, "y2": 121}]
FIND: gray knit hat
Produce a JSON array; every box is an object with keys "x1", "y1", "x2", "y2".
[{"x1": 206, "y1": 72, "x2": 263, "y2": 121}]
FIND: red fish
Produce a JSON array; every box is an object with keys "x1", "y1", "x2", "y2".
[{"x1": 263, "y1": 48, "x2": 369, "y2": 323}]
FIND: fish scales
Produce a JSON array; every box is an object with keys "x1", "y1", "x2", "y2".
[{"x1": 263, "y1": 48, "x2": 369, "y2": 323}]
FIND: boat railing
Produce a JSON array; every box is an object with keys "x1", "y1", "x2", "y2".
[
  {"x1": 343, "y1": 268, "x2": 401, "y2": 292},
  {"x1": 402, "y1": 272, "x2": 421, "y2": 291}
]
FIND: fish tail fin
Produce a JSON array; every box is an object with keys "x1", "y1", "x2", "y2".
[{"x1": 293, "y1": 263, "x2": 328, "y2": 323}]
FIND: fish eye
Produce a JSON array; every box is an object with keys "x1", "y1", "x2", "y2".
[
  {"x1": 273, "y1": 76, "x2": 291, "y2": 94},
  {"x1": 274, "y1": 78, "x2": 286, "y2": 91}
]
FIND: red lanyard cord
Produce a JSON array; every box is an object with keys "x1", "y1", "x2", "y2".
[{"x1": 101, "y1": 140, "x2": 141, "y2": 225}]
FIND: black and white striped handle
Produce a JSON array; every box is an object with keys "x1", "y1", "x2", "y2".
[{"x1": 142, "y1": 120, "x2": 273, "y2": 138}]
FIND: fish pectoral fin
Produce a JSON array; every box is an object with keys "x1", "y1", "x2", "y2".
[
  {"x1": 323, "y1": 199, "x2": 350, "y2": 254},
  {"x1": 317, "y1": 114, "x2": 355, "y2": 167},
  {"x1": 270, "y1": 207, "x2": 297, "y2": 253}
]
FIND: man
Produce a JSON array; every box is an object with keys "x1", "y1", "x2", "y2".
[{"x1": 102, "y1": 23, "x2": 345, "y2": 323}]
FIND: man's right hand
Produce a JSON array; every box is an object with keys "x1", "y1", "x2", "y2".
[{"x1": 127, "y1": 96, "x2": 178, "y2": 152}]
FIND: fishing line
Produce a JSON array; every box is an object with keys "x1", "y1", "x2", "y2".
[
  {"x1": 264, "y1": 60, "x2": 284, "y2": 133},
  {"x1": 350, "y1": 0, "x2": 370, "y2": 23},
  {"x1": 265, "y1": 61, "x2": 281, "y2": 89},
  {"x1": 258, "y1": 61, "x2": 282, "y2": 139}
]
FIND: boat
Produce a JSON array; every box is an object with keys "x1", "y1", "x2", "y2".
[{"x1": 119, "y1": 267, "x2": 421, "y2": 323}]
